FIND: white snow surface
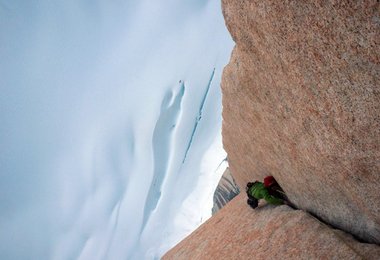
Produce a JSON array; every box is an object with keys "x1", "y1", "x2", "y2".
[{"x1": 0, "y1": 0, "x2": 233, "y2": 259}]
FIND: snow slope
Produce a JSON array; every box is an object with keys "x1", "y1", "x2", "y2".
[{"x1": 0, "y1": 0, "x2": 233, "y2": 259}]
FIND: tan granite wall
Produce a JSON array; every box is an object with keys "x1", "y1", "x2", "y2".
[
  {"x1": 163, "y1": 194, "x2": 380, "y2": 259},
  {"x1": 221, "y1": 0, "x2": 380, "y2": 243}
]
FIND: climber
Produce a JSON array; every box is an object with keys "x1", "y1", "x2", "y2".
[
  {"x1": 246, "y1": 176, "x2": 286, "y2": 209},
  {"x1": 264, "y1": 175, "x2": 288, "y2": 200}
]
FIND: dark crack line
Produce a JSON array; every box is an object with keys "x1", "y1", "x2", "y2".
[
  {"x1": 215, "y1": 156, "x2": 227, "y2": 171},
  {"x1": 182, "y1": 68, "x2": 216, "y2": 164}
]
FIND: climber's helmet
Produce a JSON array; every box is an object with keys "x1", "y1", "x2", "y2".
[{"x1": 264, "y1": 176, "x2": 275, "y2": 188}]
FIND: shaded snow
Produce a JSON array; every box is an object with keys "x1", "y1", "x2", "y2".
[{"x1": 0, "y1": 0, "x2": 233, "y2": 259}]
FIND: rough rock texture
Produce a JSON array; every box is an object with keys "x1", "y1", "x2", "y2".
[
  {"x1": 221, "y1": 0, "x2": 380, "y2": 243},
  {"x1": 163, "y1": 194, "x2": 380, "y2": 259},
  {"x1": 212, "y1": 168, "x2": 240, "y2": 214}
]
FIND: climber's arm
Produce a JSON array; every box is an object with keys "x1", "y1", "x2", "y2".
[{"x1": 263, "y1": 193, "x2": 284, "y2": 205}]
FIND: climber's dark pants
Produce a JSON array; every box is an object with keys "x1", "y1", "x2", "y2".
[{"x1": 247, "y1": 198, "x2": 258, "y2": 209}]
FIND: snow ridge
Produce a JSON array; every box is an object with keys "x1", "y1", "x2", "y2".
[{"x1": 141, "y1": 83, "x2": 185, "y2": 233}]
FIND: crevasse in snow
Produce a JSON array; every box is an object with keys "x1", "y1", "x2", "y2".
[{"x1": 0, "y1": 0, "x2": 233, "y2": 259}]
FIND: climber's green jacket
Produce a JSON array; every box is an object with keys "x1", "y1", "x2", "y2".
[{"x1": 247, "y1": 182, "x2": 283, "y2": 205}]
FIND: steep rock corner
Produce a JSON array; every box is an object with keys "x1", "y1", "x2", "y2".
[{"x1": 221, "y1": 0, "x2": 380, "y2": 244}]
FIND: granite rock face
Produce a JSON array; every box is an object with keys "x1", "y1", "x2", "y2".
[
  {"x1": 221, "y1": 0, "x2": 380, "y2": 243},
  {"x1": 163, "y1": 194, "x2": 380, "y2": 259}
]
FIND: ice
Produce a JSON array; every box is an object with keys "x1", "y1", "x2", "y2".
[{"x1": 0, "y1": 0, "x2": 233, "y2": 259}]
